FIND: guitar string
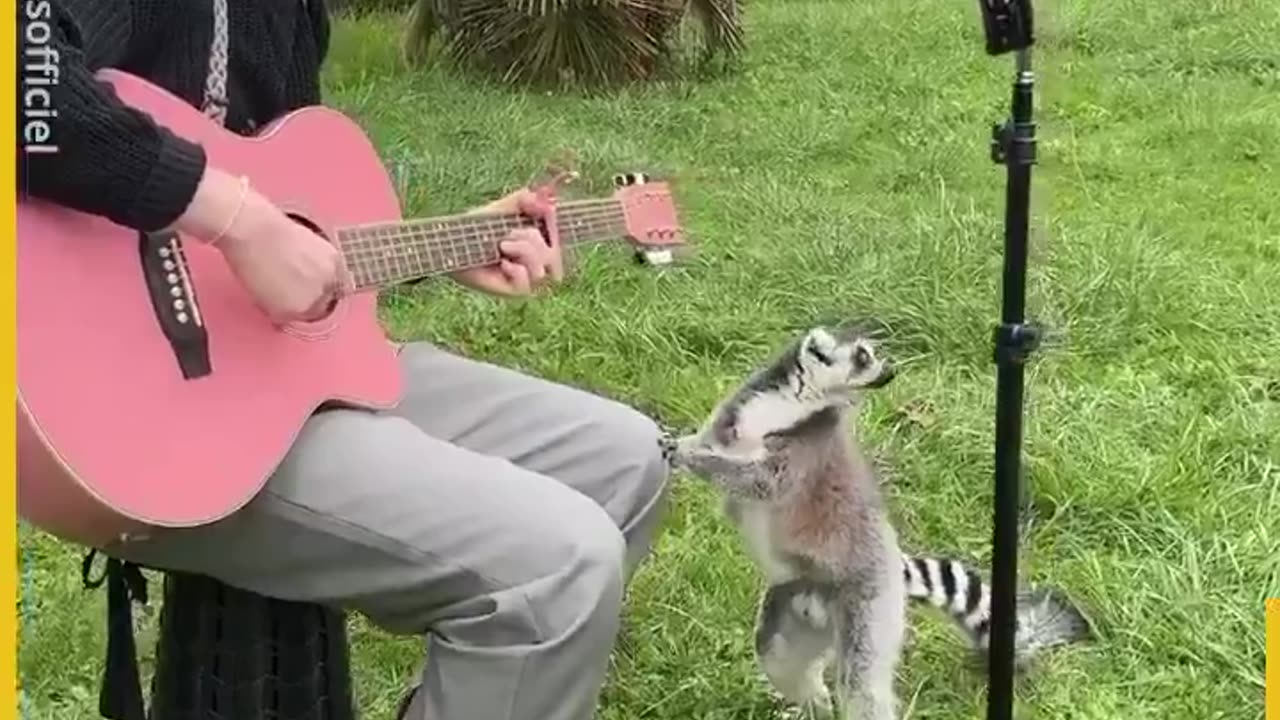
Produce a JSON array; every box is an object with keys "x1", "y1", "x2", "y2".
[
  {"x1": 337, "y1": 198, "x2": 622, "y2": 251},
  {"x1": 341, "y1": 210, "x2": 633, "y2": 289},
  {"x1": 342, "y1": 206, "x2": 626, "y2": 251},
  {"x1": 345, "y1": 224, "x2": 628, "y2": 288},
  {"x1": 337, "y1": 197, "x2": 620, "y2": 236},
  {"x1": 337, "y1": 196, "x2": 617, "y2": 230},
  {"x1": 346, "y1": 226, "x2": 626, "y2": 288},
  {"x1": 332, "y1": 193, "x2": 665, "y2": 288},
  {"x1": 341, "y1": 208, "x2": 635, "y2": 289},
  {"x1": 346, "y1": 221, "x2": 633, "y2": 289},
  {"x1": 339, "y1": 207, "x2": 630, "y2": 271},
  {"x1": 339, "y1": 204, "x2": 627, "y2": 256},
  {"x1": 340, "y1": 207, "x2": 628, "y2": 269},
  {"x1": 347, "y1": 225, "x2": 628, "y2": 291}
]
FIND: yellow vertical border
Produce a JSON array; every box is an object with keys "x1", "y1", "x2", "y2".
[
  {"x1": 1269, "y1": 599, "x2": 1279, "y2": 720},
  {"x1": 2, "y1": 0, "x2": 16, "y2": 718}
]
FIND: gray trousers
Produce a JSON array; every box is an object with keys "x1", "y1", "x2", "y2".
[{"x1": 104, "y1": 341, "x2": 671, "y2": 720}]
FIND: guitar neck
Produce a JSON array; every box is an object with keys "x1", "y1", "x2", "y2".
[{"x1": 335, "y1": 197, "x2": 627, "y2": 292}]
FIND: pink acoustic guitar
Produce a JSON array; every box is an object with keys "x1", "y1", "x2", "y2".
[{"x1": 17, "y1": 69, "x2": 686, "y2": 550}]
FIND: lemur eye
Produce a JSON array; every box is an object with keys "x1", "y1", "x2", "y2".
[{"x1": 854, "y1": 346, "x2": 871, "y2": 369}]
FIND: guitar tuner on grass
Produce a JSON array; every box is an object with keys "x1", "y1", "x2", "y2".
[{"x1": 15, "y1": 68, "x2": 693, "y2": 552}]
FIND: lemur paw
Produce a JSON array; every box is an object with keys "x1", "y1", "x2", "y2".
[
  {"x1": 769, "y1": 694, "x2": 833, "y2": 720},
  {"x1": 658, "y1": 432, "x2": 707, "y2": 472},
  {"x1": 658, "y1": 432, "x2": 679, "y2": 464}
]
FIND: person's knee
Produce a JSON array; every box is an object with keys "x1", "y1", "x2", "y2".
[
  {"x1": 597, "y1": 403, "x2": 670, "y2": 516},
  {"x1": 532, "y1": 501, "x2": 628, "y2": 641},
  {"x1": 365, "y1": 494, "x2": 627, "y2": 648}
]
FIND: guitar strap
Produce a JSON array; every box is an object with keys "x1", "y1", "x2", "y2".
[
  {"x1": 200, "y1": 0, "x2": 232, "y2": 125},
  {"x1": 82, "y1": 549, "x2": 148, "y2": 720},
  {"x1": 85, "y1": 2, "x2": 236, "y2": 719}
]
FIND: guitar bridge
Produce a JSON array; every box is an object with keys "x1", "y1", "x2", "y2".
[{"x1": 138, "y1": 230, "x2": 212, "y2": 380}]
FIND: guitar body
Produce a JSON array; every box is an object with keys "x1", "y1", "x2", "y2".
[{"x1": 17, "y1": 70, "x2": 405, "y2": 549}]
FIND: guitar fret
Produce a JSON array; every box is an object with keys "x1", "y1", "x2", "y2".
[
  {"x1": 371, "y1": 226, "x2": 386, "y2": 282},
  {"x1": 339, "y1": 197, "x2": 636, "y2": 292},
  {"x1": 386, "y1": 226, "x2": 402, "y2": 280},
  {"x1": 407, "y1": 226, "x2": 427, "y2": 277},
  {"x1": 388, "y1": 228, "x2": 401, "y2": 277}
]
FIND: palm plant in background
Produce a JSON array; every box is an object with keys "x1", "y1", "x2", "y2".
[{"x1": 399, "y1": 0, "x2": 745, "y2": 88}]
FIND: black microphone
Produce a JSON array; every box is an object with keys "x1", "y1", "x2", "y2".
[{"x1": 978, "y1": 0, "x2": 1034, "y2": 55}]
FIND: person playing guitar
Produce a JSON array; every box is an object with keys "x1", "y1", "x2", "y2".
[{"x1": 18, "y1": 1, "x2": 671, "y2": 718}]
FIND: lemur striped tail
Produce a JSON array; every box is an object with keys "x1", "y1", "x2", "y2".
[{"x1": 901, "y1": 554, "x2": 1093, "y2": 668}]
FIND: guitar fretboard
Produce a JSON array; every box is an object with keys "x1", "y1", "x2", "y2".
[{"x1": 336, "y1": 198, "x2": 628, "y2": 291}]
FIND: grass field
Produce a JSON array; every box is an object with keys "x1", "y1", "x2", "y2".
[{"x1": 19, "y1": 0, "x2": 1280, "y2": 718}]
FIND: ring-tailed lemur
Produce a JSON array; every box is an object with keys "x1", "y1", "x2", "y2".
[{"x1": 663, "y1": 325, "x2": 1092, "y2": 719}]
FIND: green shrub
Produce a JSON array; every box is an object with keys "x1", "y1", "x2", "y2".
[
  {"x1": 399, "y1": 0, "x2": 745, "y2": 89},
  {"x1": 329, "y1": 0, "x2": 417, "y2": 14}
]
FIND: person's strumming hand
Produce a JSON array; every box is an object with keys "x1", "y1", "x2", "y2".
[
  {"x1": 450, "y1": 188, "x2": 564, "y2": 297},
  {"x1": 173, "y1": 166, "x2": 351, "y2": 324}
]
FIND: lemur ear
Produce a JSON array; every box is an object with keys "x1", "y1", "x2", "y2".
[{"x1": 803, "y1": 327, "x2": 838, "y2": 365}]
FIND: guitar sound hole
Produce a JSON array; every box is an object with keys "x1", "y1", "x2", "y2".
[
  {"x1": 286, "y1": 212, "x2": 330, "y2": 242},
  {"x1": 284, "y1": 212, "x2": 341, "y2": 325}
]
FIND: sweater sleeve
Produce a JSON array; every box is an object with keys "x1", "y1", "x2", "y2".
[{"x1": 17, "y1": 0, "x2": 208, "y2": 232}]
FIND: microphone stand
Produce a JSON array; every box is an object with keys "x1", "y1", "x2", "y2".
[{"x1": 975, "y1": 2, "x2": 1036, "y2": 719}]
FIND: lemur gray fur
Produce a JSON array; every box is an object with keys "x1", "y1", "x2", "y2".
[{"x1": 664, "y1": 325, "x2": 1092, "y2": 719}]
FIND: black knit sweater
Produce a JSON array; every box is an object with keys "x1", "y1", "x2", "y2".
[{"x1": 17, "y1": 0, "x2": 331, "y2": 232}]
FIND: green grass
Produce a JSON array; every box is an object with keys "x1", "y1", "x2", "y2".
[{"x1": 19, "y1": 0, "x2": 1280, "y2": 718}]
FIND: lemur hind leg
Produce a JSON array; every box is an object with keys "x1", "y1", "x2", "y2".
[
  {"x1": 756, "y1": 579, "x2": 838, "y2": 718},
  {"x1": 831, "y1": 578, "x2": 905, "y2": 720}
]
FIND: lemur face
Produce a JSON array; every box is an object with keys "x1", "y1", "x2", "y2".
[{"x1": 796, "y1": 326, "x2": 895, "y2": 394}]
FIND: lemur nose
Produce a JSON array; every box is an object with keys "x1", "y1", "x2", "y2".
[{"x1": 867, "y1": 362, "x2": 895, "y2": 388}]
